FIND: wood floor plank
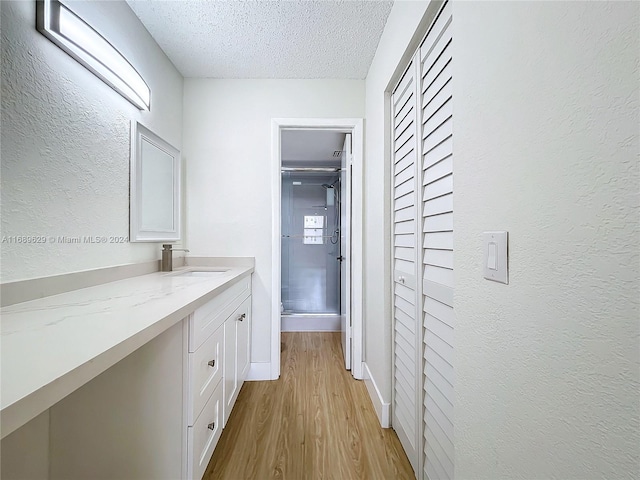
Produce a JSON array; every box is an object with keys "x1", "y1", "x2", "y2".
[{"x1": 204, "y1": 332, "x2": 415, "y2": 480}]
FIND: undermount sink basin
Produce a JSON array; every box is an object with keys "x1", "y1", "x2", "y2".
[{"x1": 169, "y1": 269, "x2": 230, "y2": 277}]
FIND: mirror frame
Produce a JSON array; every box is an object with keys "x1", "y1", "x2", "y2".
[{"x1": 130, "y1": 121, "x2": 181, "y2": 242}]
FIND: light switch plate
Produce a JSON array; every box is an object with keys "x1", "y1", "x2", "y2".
[{"x1": 483, "y1": 231, "x2": 508, "y2": 284}]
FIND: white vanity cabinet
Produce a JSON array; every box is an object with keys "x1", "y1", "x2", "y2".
[
  {"x1": 31, "y1": 275, "x2": 253, "y2": 480},
  {"x1": 186, "y1": 276, "x2": 251, "y2": 480}
]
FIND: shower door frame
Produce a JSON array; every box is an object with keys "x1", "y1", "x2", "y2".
[{"x1": 271, "y1": 118, "x2": 364, "y2": 381}]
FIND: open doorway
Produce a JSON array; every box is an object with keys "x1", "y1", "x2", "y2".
[
  {"x1": 280, "y1": 132, "x2": 344, "y2": 317},
  {"x1": 271, "y1": 119, "x2": 363, "y2": 380}
]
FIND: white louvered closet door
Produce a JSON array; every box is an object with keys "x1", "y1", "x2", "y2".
[
  {"x1": 391, "y1": 1, "x2": 454, "y2": 479},
  {"x1": 391, "y1": 60, "x2": 421, "y2": 474},
  {"x1": 420, "y1": 2, "x2": 455, "y2": 480}
]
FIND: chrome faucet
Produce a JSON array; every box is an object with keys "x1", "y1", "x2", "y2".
[{"x1": 161, "y1": 244, "x2": 189, "y2": 272}]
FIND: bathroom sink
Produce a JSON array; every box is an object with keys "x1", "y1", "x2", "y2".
[{"x1": 169, "y1": 269, "x2": 230, "y2": 277}]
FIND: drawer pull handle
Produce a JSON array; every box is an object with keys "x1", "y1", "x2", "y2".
[
  {"x1": 237, "y1": 313, "x2": 246, "y2": 322},
  {"x1": 208, "y1": 422, "x2": 215, "y2": 431},
  {"x1": 208, "y1": 360, "x2": 215, "y2": 367}
]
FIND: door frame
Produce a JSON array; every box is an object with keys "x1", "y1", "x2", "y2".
[{"x1": 271, "y1": 118, "x2": 364, "y2": 380}]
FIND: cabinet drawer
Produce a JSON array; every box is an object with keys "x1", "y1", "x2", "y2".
[
  {"x1": 190, "y1": 277, "x2": 251, "y2": 352},
  {"x1": 188, "y1": 323, "x2": 223, "y2": 425},
  {"x1": 187, "y1": 382, "x2": 223, "y2": 480}
]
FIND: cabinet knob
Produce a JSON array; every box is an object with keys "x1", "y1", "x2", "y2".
[
  {"x1": 237, "y1": 313, "x2": 246, "y2": 322},
  {"x1": 399, "y1": 276, "x2": 405, "y2": 284},
  {"x1": 208, "y1": 422, "x2": 215, "y2": 431},
  {"x1": 208, "y1": 359, "x2": 215, "y2": 367}
]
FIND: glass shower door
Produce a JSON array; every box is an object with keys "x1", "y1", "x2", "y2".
[{"x1": 281, "y1": 172, "x2": 340, "y2": 314}]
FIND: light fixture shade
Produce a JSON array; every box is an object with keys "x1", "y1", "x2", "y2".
[{"x1": 36, "y1": 0, "x2": 151, "y2": 110}]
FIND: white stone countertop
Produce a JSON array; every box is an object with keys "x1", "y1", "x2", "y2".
[{"x1": 0, "y1": 264, "x2": 253, "y2": 439}]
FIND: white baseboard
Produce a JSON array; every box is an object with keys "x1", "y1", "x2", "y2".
[
  {"x1": 363, "y1": 362, "x2": 390, "y2": 428},
  {"x1": 246, "y1": 362, "x2": 272, "y2": 381},
  {"x1": 281, "y1": 315, "x2": 341, "y2": 332}
]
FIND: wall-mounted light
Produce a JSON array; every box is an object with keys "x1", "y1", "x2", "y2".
[{"x1": 36, "y1": 0, "x2": 151, "y2": 110}]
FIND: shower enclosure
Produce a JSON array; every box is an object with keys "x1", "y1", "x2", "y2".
[{"x1": 281, "y1": 170, "x2": 342, "y2": 325}]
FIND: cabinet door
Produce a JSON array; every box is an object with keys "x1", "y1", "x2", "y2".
[
  {"x1": 223, "y1": 316, "x2": 237, "y2": 427},
  {"x1": 223, "y1": 297, "x2": 251, "y2": 426},
  {"x1": 237, "y1": 298, "x2": 251, "y2": 384}
]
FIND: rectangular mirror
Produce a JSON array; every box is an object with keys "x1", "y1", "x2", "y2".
[{"x1": 130, "y1": 122, "x2": 181, "y2": 242}]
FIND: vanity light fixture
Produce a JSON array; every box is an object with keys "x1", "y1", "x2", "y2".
[{"x1": 36, "y1": 0, "x2": 151, "y2": 110}]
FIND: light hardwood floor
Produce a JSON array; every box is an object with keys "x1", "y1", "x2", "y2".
[{"x1": 204, "y1": 332, "x2": 415, "y2": 480}]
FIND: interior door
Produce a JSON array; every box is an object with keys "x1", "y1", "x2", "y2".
[
  {"x1": 392, "y1": 61, "x2": 420, "y2": 473},
  {"x1": 420, "y1": 2, "x2": 455, "y2": 479},
  {"x1": 340, "y1": 133, "x2": 352, "y2": 370}
]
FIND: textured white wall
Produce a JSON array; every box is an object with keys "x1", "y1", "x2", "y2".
[
  {"x1": 183, "y1": 79, "x2": 365, "y2": 364},
  {"x1": 0, "y1": 1, "x2": 183, "y2": 282},
  {"x1": 363, "y1": 0, "x2": 433, "y2": 410},
  {"x1": 452, "y1": 1, "x2": 639, "y2": 478}
]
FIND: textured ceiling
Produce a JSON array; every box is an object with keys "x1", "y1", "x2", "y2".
[{"x1": 126, "y1": 0, "x2": 394, "y2": 79}]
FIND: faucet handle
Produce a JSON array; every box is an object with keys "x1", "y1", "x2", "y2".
[{"x1": 161, "y1": 244, "x2": 188, "y2": 253}]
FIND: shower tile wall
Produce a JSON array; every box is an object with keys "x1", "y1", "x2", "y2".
[{"x1": 282, "y1": 173, "x2": 340, "y2": 314}]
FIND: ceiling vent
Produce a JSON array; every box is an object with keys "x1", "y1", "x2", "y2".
[{"x1": 333, "y1": 150, "x2": 343, "y2": 157}]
